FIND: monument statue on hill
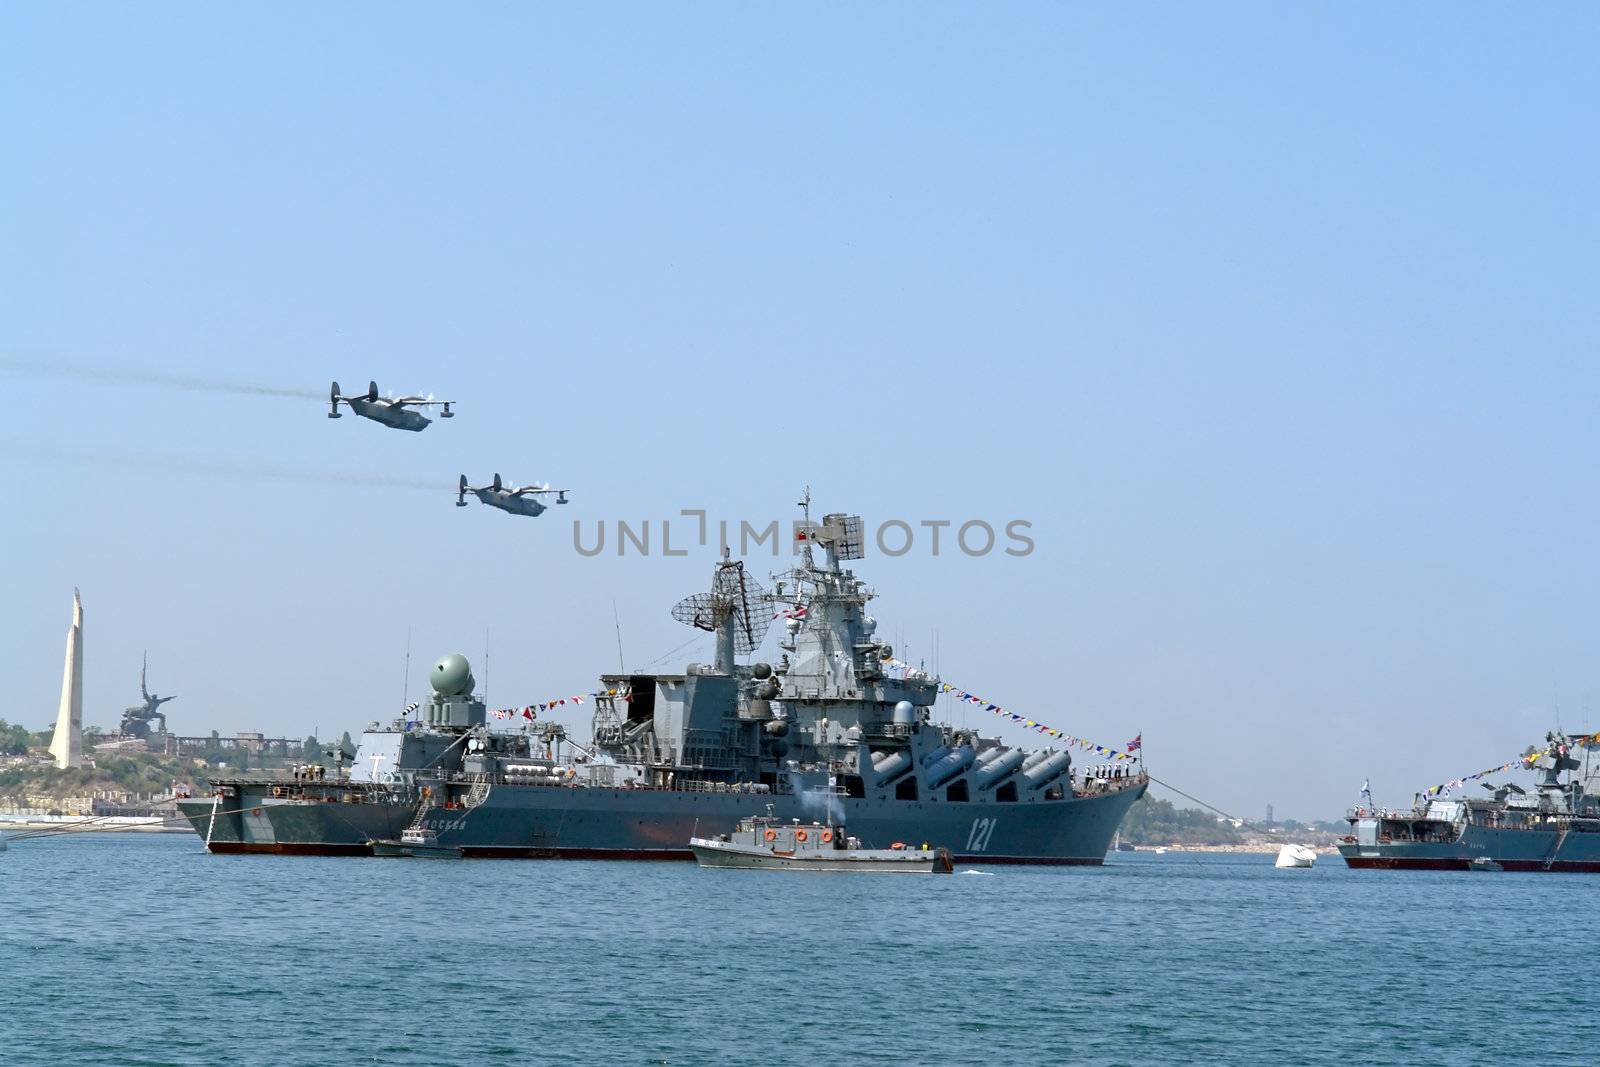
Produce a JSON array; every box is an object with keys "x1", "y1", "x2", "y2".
[
  {"x1": 120, "y1": 653, "x2": 176, "y2": 740},
  {"x1": 49, "y1": 589, "x2": 86, "y2": 769}
]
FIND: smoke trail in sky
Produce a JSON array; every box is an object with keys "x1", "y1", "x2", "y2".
[
  {"x1": 0, "y1": 357, "x2": 323, "y2": 400},
  {"x1": 0, "y1": 439, "x2": 445, "y2": 492}
]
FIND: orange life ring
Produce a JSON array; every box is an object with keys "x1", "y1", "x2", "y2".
[
  {"x1": 821, "y1": 830, "x2": 834, "y2": 843},
  {"x1": 763, "y1": 829, "x2": 777, "y2": 841},
  {"x1": 890, "y1": 841, "x2": 905, "y2": 850},
  {"x1": 796, "y1": 829, "x2": 808, "y2": 842}
]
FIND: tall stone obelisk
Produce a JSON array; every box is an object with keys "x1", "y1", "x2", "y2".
[{"x1": 49, "y1": 588, "x2": 85, "y2": 769}]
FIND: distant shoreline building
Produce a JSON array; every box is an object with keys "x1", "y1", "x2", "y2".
[{"x1": 48, "y1": 589, "x2": 86, "y2": 769}]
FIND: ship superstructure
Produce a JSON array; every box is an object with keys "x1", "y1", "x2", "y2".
[
  {"x1": 1339, "y1": 731, "x2": 1600, "y2": 872},
  {"x1": 180, "y1": 504, "x2": 1147, "y2": 862}
]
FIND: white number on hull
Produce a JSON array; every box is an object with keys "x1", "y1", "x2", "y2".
[{"x1": 966, "y1": 817, "x2": 999, "y2": 852}]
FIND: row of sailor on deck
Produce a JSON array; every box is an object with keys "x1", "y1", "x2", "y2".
[{"x1": 1080, "y1": 766, "x2": 1135, "y2": 794}]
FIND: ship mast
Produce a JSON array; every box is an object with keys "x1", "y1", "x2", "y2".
[{"x1": 797, "y1": 485, "x2": 816, "y2": 571}]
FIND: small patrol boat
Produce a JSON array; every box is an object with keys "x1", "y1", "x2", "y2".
[
  {"x1": 691, "y1": 813, "x2": 953, "y2": 873},
  {"x1": 369, "y1": 826, "x2": 461, "y2": 859}
]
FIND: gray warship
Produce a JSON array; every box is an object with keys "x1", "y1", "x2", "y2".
[
  {"x1": 179, "y1": 506, "x2": 1147, "y2": 862},
  {"x1": 1338, "y1": 731, "x2": 1600, "y2": 872}
]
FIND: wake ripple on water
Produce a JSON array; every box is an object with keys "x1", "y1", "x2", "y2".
[{"x1": 2, "y1": 836, "x2": 1598, "y2": 1065}]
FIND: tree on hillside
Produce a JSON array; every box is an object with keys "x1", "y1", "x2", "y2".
[
  {"x1": 1119, "y1": 795, "x2": 1244, "y2": 847},
  {"x1": 0, "y1": 720, "x2": 33, "y2": 755},
  {"x1": 302, "y1": 735, "x2": 321, "y2": 761}
]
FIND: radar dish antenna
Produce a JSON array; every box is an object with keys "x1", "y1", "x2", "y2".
[
  {"x1": 798, "y1": 513, "x2": 865, "y2": 565},
  {"x1": 670, "y1": 550, "x2": 772, "y2": 670},
  {"x1": 823, "y1": 514, "x2": 866, "y2": 560}
]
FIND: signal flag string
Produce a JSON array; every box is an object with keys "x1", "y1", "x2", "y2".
[
  {"x1": 886, "y1": 659, "x2": 1140, "y2": 762},
  {"x1": 884, "y1": 659, "x2": 1257, "y2": 826}
]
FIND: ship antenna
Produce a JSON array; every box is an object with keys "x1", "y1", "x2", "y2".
[
  {"x1": 612, "y1": 599, "x2": 627, "y2": 672},
  {"x1": 669, "y1": 551, "x2": 773, "y2": 673},
  {"x1": 400, "y1": 625, "x2": 412, "y2": 712},
  {"x1": 797, "y1": 487, "x2": 816, "y2": 570}
]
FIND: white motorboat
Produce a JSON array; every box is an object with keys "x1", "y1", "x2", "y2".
[{"x1": 1275, "y1": 844, "x2": 1317, "y2": 868}]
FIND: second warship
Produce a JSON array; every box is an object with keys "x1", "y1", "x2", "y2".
[
  {"x1": 179, "y1": 504, "x2": 1147, "y2": 863},
  {"x1": 1338, "y1": 732, "x2": 1600, "y2": 871}
]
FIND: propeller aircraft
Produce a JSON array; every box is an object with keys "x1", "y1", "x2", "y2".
[
  {"x1": 457, "y1": 474, "x2": 570, "y2": 517},
  {"x1": 329, "y1": 380, "x2": 455, "y2": 431}
]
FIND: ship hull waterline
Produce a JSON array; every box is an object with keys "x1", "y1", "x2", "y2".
[
  {"x1": 179, "y1": 778, "x2": 1146, "y2": 865},
  {"x1": 1338, "y1": 824, "x2": 1600, "y2": 873}
]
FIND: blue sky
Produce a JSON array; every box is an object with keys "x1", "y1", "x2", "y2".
[{"x1": 3, "y1": 5, "x2": 1596, "y2": 819}]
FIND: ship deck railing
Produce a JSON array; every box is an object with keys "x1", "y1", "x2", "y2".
[
  {"x1": 204, "y1": 775, "x2": 389, "y2": 792},
  {"x1": 606, "y1": 779, "x2": 777, "y2": 795},
  {"x1": 1345, "y1": 807, "x2": 1436, "y2": 821},
  {"x1": 436, "y1": 770, "x2": 779, "y2": 796},
  {"x1": 667, "y1": 778, "x2": 774, "y2": 795},
  {"x1": 1347, "y1": 805, "x2": 1600, "y2": 827},
  {"x1": 1076, "y1": 772, "x2": 1148, "y2": 796},
  {"x1": 1474, "y1": 812, "x2": 1600, "y2": 831},
  {"x1": 1547, "y1": 813, "x2": 1600, "y2": 826}
]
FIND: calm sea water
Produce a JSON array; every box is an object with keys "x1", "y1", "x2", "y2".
[{"x1": 1, "y1": 833, "x2": 1593, "y2": 1066}]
